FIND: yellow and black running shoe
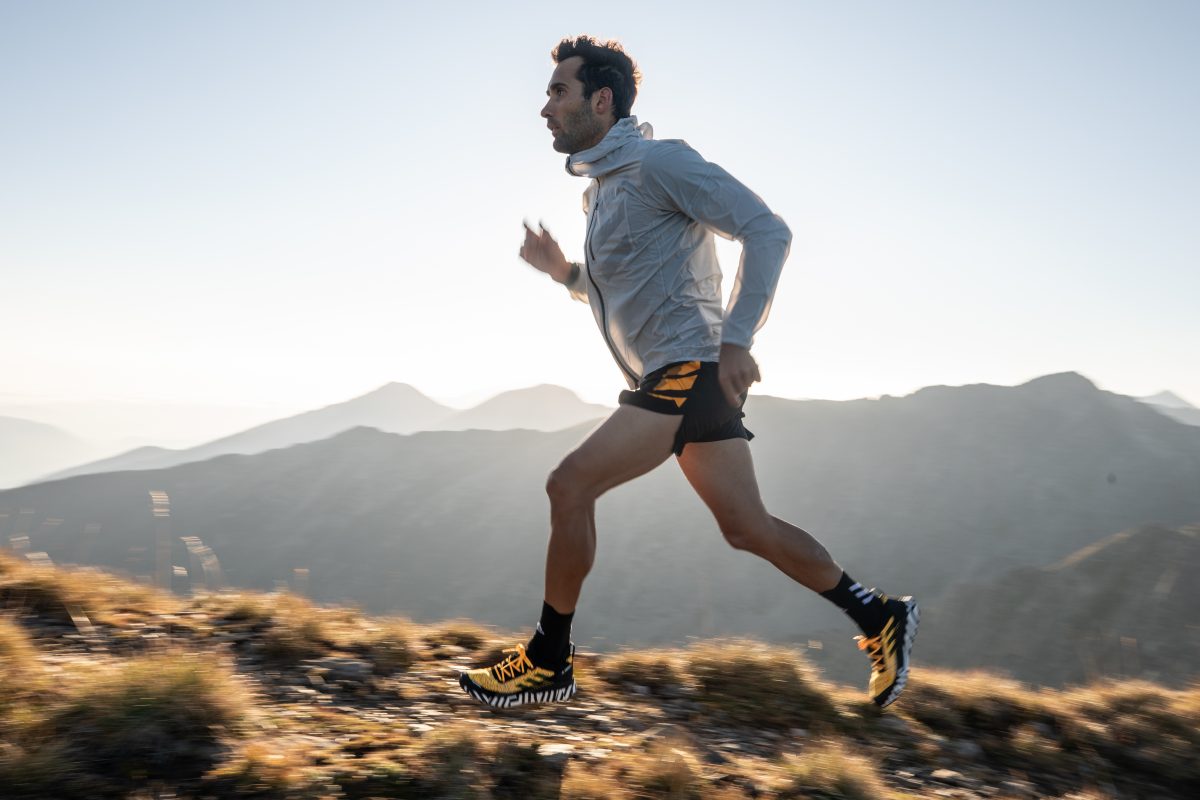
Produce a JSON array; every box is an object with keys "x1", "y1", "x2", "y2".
[
  {"x1": 458, "y1": 642, "x2": 576, "y2": 708},
  {"x1": 856, "y1": 596, "x2": 919, "y2": 708}
]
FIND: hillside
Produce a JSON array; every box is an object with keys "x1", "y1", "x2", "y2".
[
  {"x1": 903, "y1": 524, "x2": 1200, "y2": 687},
  {"x1": 1, "y1": 552, "x2": 1197, "y2": 799}
]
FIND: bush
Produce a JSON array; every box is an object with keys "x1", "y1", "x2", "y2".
[{"x1": 48, "y1": 651, "x2": 252, "y2": 784}]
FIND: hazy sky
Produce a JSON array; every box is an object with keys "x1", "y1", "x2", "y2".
[{"x1": 3, "y1": 0, "x2": 1197, "y2": 419}]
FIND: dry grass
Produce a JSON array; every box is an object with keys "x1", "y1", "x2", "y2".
[
  {"x1": 596, "y1": 647, "x2": 691, "y2": 696},
  {"x1": 0, "y1": 615, "x2": 41, "y2": 698},
  {"x1": 686, "y1": 640, "x2": 838, "y2": 728},
  {"x1": 776, "y1": 740, "x2": 893, "y2": 799},
  {"x1": 0, "y1": 649, "x2": 254, "y2": 797},
  {"x1": 1056, "y1": 679, "x2": 1200, "y2": 784},
  {"x1": 203, "y1": 591, "x2": 341, "y2": 662},
  {"x1": 900, "y1": 668, "x2": 1050, "y2": 735},
  {"x1": 207, "y1": 738, "x2": 320, "y2": 796},
  {"x1": 421, "y1": 618, "x2": 495, "y2": 651},
  {"x1": 0, "y1": 551, "x2": 176, "y2": 628},
  {"x1": 560, "y1": 737, "x2": 751, "y2": 800},
  {"x1": 347, "y1": 615, "x2": 417, "y2": 674}
]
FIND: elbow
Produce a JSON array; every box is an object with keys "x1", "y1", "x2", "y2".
[{"x1": 774, "y1": 214, "x2": 793, "y2": 248}]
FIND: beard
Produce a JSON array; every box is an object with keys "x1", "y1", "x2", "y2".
[{"x1": 552, "y1": 103, "x2": 608, "y2": 154}]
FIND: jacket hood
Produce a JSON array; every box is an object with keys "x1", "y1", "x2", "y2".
[{"x1": 566, "y1": 116, "x2": 653, "y2": 179}]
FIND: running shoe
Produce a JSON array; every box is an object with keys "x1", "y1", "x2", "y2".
[
  {"x1": 856, "y1": 596, "x2": 919, "y2": 708},
  {"x1": 458, "y1": 642, "x2": 576, "y2": 708}
]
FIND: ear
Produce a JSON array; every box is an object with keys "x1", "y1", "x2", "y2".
[{"x1": 592, "y1": 86, "x2": 614, "y2": 117}]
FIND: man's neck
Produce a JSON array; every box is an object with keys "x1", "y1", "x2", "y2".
[{"x1": 578, "y1": 118, "x2": 618, "y2": 152}]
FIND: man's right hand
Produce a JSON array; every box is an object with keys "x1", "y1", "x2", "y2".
[{"x1": 520, "y1": 221, "x2": 572, "y2": 284}]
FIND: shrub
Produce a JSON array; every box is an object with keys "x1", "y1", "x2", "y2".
[{"x1": 48, "y1": 651, "x2": 252, "y2": 783}]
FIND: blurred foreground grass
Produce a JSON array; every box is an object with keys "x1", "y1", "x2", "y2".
[{"x1": 1, "y1": 550, "x2": 1197, "y2": 799}]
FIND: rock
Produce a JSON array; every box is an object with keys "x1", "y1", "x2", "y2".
[
  {"x1": 950, "y1": 739, "x2": 984, "y2": 761},
  {"x1": 879, "y1": 715, "x2": 911, "y2": 735},
  {"x1": 999, "y1": 779, "x2": 1038, "y2": 798},
  {"x1": 305, "y1": 657, "x2": 373, "y2": 683},
  {"x1": 537, "y1": 743, "x2": 575, "y2": 765},
  {"x1": 931, "y1": 769, "x2": 965, "y2": 784}
]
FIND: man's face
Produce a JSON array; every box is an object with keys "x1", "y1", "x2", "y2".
[{"x1": 541, "y1": 56, "x2": 607, "y2": 154}]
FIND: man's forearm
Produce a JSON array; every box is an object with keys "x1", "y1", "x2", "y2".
[{"x1": 722, "y1": 214, "x2": 792, "y2": 348}]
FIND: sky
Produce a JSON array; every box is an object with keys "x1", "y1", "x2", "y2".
[{"x1": 2, "y1": 0, "x2": 1197, "y2": 436}]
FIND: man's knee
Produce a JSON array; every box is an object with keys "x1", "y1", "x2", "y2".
[
  {"x1": 545, "y1": 456, "x2": 596, "y2": 509},
  {"x1": 715, "y1": 511, "x2": 772, "y2": 552}
]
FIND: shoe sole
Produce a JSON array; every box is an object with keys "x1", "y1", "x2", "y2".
[
  {"x1": 458, "y1": 673, "x2": 577, "y2": 709},
  {"x1": 878, "y1": 597, "x2": 920, "y2": 708}
]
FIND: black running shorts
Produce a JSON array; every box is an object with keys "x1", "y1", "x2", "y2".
[{"x1": 618, "y1": 360, "x2": 754, "y2": 456}]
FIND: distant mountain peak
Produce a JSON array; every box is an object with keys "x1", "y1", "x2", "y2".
[
  {"x1": 485, "y1": 384, "x2": 583, "y2": 401},
  {"x1": 358, "y1": 382, "x2": 434, "y2": 400},
  {"x1": 1020, "y1": 372, "x2": 1098, "y2": 393},
  {"x1": 1139, "y1": 390, "x2": 1196, "y2": 410}
]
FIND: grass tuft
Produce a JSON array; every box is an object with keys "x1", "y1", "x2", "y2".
[
  {"x1": 596, "y1": 648, "x2": 690, "y2": 697},
  {"x1": 777, "y1": 740, "x2": 892, "y2": 799},
  {"x1": 0, "y1": 615, "x2": 41, "y2": 700},
  {"x1": 686, "y1": 640, "x2": 837, "y2": 728}
]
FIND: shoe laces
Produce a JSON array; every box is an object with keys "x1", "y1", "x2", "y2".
[
  {"x1": 856, "y1": 634, "x2": 885, "y2": 672},
  {"x1": 492, "y1": 642, "x2": 536, "y2": 681}
]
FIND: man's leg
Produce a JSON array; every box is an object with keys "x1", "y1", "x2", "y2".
[
  {"x1": 675, "y1": 437, "x2": 841, "y2": 591},
  {"x1": 460, "y1": 404, "x2": 681, "y2": 707},
  {"x1": 544, "y1": 404, "x2": 682, "y2": 613},
  {"x1": 675, "y1": 437, "x2": 919, "y2": 708}
]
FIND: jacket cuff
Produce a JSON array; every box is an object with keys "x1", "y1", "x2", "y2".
[{"x1": 565, "y1": 262, "x2": 589, "y2": 303}]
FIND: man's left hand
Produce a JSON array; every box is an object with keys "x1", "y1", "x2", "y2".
[{"x1": 717, "y1": 343, "x2": 761, "y2": 408}]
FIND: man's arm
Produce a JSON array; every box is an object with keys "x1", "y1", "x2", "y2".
[
  {"x1": 642, "y1": 144, "x2": 792, "y2": 402},
  {"x1": 519, "y1": 222, "x2": 589, "y2": 304}
]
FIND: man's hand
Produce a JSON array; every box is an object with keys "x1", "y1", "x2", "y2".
[
  {"x1": 718, "y1": 343, "x2": 761, "y2": 408},
  {"x1": 519, "y1": 221, "x2": 572, "y2": 284}
]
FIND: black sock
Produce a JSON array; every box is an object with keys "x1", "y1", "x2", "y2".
[
  {"x1": 526, "y1": 600, "x2": 573, "y2": 667},
  {"x1": 820, "y1": 572, "x2": 888, "y2": 637}
]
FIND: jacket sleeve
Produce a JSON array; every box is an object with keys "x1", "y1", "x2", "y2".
[
  {"x1": 564, "y1": 261, "x2": 589, "y2": 304},
  {"x1": 642, "y1": 143, "x2": 791, "y2": 349}
]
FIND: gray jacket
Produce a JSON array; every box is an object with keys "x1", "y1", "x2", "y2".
[{"x1": 563, "y1": 116, "x2": 792, "y2": 388}]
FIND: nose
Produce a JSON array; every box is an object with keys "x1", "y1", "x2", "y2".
[{"x1": 540, "y1": 99, "x2": 552, "y2": 118}]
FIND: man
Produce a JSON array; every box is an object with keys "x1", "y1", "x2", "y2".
[{"x1": 459, "y1": 36, "x2": 918, "y2": 710}]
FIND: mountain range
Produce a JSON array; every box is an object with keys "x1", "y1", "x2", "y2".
[
  {"x1": 25, "y1": 384, "x2": 611, "y2": 485},
  {"x1": 3, "y1": 371, "x2": 1199, "y2": 687},
  {"x1": 6, "y1": 379, "x2": 1193, "y2": 490}
]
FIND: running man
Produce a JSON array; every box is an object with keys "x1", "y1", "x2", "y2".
[{"x1": 460, "y1": 36, "x2": 918, "y2": 709}]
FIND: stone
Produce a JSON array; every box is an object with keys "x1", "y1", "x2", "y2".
[
  {"x1": 950, "y1": 739, "x2": 985, "y2": 761},
  {"x1": 537, "y1": 743, "x2": 575, "y2": 765},
  {"x1": 931, "y1": 769, "x2": 965, "y2": 784}
]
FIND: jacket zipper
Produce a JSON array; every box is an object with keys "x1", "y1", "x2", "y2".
[{"x1": 585, "y1": 182, "x2": 640, "y2": 386}]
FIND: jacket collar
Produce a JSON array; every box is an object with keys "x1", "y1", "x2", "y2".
[{"x1": 565, "y1": 116, "x2": 654, "y2": 179}]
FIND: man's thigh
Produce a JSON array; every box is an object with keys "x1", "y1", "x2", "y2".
[
  {"x1": 675, "y1": 438, "x2": 771, "y2": 530},
  {"x1": 554, "y1": 404, "x2": 683, "y2": 499}
]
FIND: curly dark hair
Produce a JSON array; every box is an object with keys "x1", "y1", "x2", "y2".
[{"x1": 551, "y1": 35, "x2": 641, "y2": 120}]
